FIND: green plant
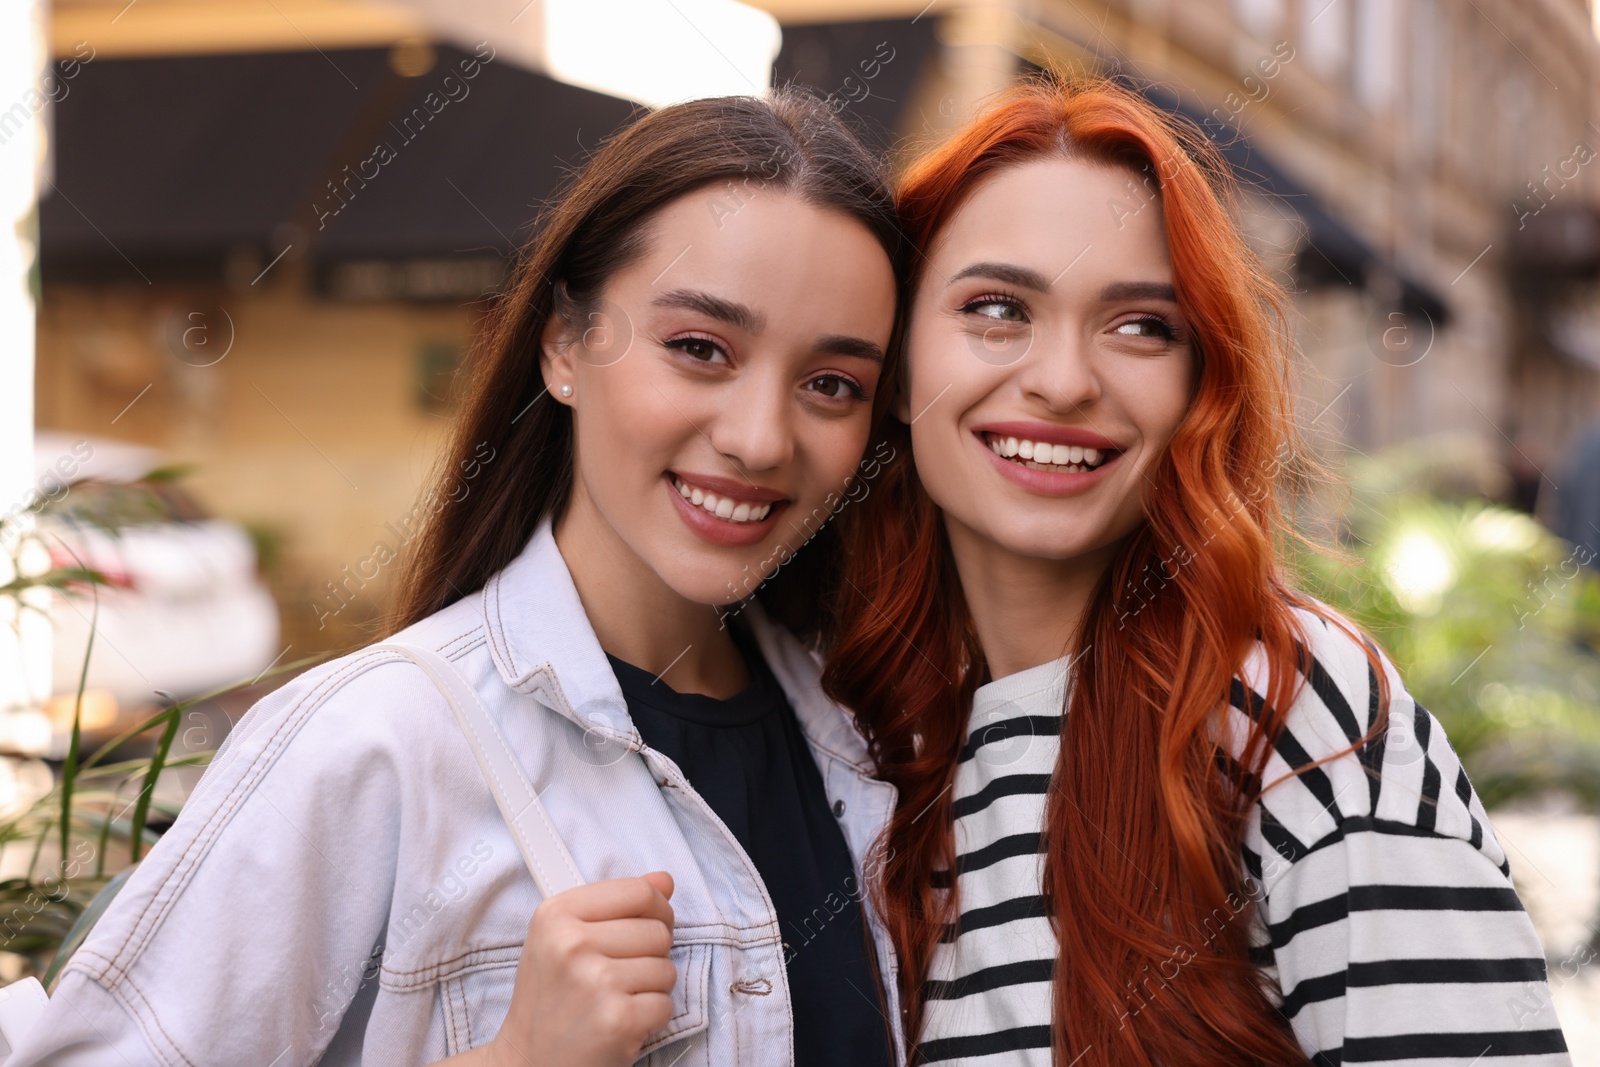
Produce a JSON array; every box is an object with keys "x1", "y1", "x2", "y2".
[
  {"x1": 1288, "y1": 443, "x2": 1600, "y2": 810},
  {"x1": 0, "y1": 497, "x2": 320, "y2": 984}
]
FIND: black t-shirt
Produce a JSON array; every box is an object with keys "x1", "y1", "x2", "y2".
[{"x1": 605, "y1": 624, "x2": 894, "y2": 1067}]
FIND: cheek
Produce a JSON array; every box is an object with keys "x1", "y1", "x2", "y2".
[
  {"x1": 803, "y1": 415, "x2": 874, "y2": 494},
  {"x1": 1116, "y1": 356, "x2": 1193, "y2": 452},
  {"x1": 577, "y1": 365, "x2": 689, "y2": 477},
  {"x1": 906, "y1": 318, "x2": 990, "y2": 422}
]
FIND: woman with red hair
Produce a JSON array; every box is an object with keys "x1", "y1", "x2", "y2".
[{"x1": 824, "y1": 75, "x2": 1572, "y2": 1066}]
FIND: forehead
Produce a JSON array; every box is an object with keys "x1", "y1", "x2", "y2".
[
  {"x1": 620, "y1": 185, "x2": 894, "y2": 324},
  {"x1": 925, "y1": 157, "x2": 1173, "y2": 287}
]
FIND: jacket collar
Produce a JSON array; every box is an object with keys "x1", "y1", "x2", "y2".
[{"x1": 482, "y1": 519, "x2": 874, "y2": 773}]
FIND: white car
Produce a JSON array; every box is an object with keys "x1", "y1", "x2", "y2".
[{"x1": 27, "y1": 432, "x2": 279, "y2": 757}]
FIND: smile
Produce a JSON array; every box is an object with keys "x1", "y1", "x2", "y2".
[
  {"x1": 670, "y1": 475, "x2": 776, "y2": 524},
  {"x1": 981, "y1": 432, "x2": 1117, "y2": 474}
]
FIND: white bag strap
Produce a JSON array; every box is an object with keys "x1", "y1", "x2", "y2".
[{"x1": 378, "y1": 642, "x2": 585, "y2": 899}]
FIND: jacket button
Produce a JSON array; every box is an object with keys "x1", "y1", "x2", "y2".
[{"x1": 832, "y1": 799, "x2": 846, "y2": 817}]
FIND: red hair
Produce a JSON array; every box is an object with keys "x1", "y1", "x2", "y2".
[{"x1": 823, "y1": 74, "x2": 1390, "y2": 1066}]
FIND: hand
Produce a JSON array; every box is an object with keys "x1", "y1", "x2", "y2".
[{"x1": 485, "y1": 872, "x2": 677, "y2": 1067}]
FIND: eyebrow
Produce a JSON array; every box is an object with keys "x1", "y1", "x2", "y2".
[
  {"x1": 654, "y1": 288, "x2": 883, "y2": 363},
  {"x1": 815, "y1": 335, "x2": 885, "y2": 364},
  {"x1": 949, "y1": 261, "x2": 1052, "y2": 292},
  {"x1": 1099, "y1": 281, "x2": 1178, "y2": 303},
  {"x1": 653, "y1": 289, "x2": 765, "y2": 334},
  {"x1": 951, "y1": 263, "x2": 1179, "y2": 305}
]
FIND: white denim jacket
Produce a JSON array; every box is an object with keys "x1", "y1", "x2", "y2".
[{"x1": 8, "y1": 521, "x2": 904, "y2": 1066}]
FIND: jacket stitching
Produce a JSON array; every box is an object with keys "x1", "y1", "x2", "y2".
[
  {"x1": 112, "y1": 967, "x2": 199, "y2": 1067},
  {"x1": 447, "y1": 977, "x2": 464, "y2": 1053},
  {"x1": 439, "y1": 627, "x2": 480, "y2": 657},
  {"x1": 98, "y1": 650, "x2": 423, "y2": 983},
  {"x1": 485, "y1": 579, "x2": 515, "y2": 680}
]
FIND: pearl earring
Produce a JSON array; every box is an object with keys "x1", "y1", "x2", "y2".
[{"x1": 560, "y1": 384, "x2": 573, "y2": 397}]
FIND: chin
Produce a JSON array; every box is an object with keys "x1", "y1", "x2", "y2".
[
  {"x1": 987, "y1": 517, "x2": 1123, "y2": 564},
  {"x1": 663, "y1": 557, "x2": 768, "y2": 609}
]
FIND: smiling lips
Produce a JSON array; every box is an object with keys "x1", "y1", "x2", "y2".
[
  {"x1": 970, "y1": 422, "x2": 1126, "y2": 494},
  {"x1": 664, "y1": 471, "x2": 787, "y2": 548},
  {"x1": 983, "y1": 433, "x2": 1110, "y2": 473},
  {"x1": 671, "y1": 475, "x2": 775, "y2": 523}
]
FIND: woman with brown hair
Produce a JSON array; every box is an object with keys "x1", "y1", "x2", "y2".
[
  {"x1": 824, "y1": 74, "x2": 1571, "y2": 1066},
  {"x1": 13, "y1": 90, "x2": 905, "y2": 1067}
]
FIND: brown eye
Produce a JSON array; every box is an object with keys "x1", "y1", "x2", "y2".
[
  {"x1": 1113, "y1": 316, "x2": 1176, "y2": 341},
  {"x1": 963, "y1": 298, "x2": 1027, "y2": 323},
  {"x1": 807, "y1": 374, "x2": 865, "y2": 401},
  {"x1": 667, "y1": 336, "x2": 728, "y2": 363}
]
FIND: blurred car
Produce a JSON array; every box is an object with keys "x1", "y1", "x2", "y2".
[{"x1": 29, "y1": 432, "x2": 279, "y2": 756}]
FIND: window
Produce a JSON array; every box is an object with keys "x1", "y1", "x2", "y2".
[
  {"x1": 1235, "y1": 0, "x2": 1286, "y2": 39},
  {"x1": 1299, "y1": 0, "x2": 1349, "y2": 80},
  {"x1": 1353, "y1": 0, "x2": 1400, "y2": 110}
]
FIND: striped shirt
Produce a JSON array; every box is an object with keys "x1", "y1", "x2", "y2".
[{"x1": 918, "y1": 602, "x2": 1572, "y2": 1066}]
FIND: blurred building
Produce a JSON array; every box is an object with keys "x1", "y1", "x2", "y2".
[{"x1": 32, "y1": 0, "x2": 1600, "y2": 651}]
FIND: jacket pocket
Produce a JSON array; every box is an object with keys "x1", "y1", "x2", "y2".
[
  {"x1": 430, "y1": 940, "x2": 712, "y2": 1063},
  {"x1": 437, "y1": 960, "x2": 516, "y2": 1055},
  {"x1": 638, "y1": 940, "x2": 711, "y2": 1065}
]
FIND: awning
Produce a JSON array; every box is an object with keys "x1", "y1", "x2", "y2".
[
  {"x1": 41, "y1": 43, "x2": 634, "y2": 296},
  {"x1": 1136, "y1": 80, "x2": 1452, "y2": 328}
]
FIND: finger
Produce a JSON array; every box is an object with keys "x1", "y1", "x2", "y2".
[
  {"x1": 641, "y1": 870, "x2": 674, "y2": 901},
  {"x1": 582, "y1": 917, "x2": 674, "y2": 959},
  {"x1": 622, "y1": 990, "x2": 676, "y2": 1036},
  {"x1": 605, "y1": 954, "x2": 678, "y2": 995},
  {"x1": 554, "y1": 877, "x2": 672, "y2": 924}
]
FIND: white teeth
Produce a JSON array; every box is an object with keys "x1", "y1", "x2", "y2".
[
  {"x1": 984, "y1": 434, "x2": 1113, "y2": 473},
  {"x1": 671, "y1": 477, "x2": 776, "y2": 523}
]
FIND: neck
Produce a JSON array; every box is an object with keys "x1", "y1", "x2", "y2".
[
  {"x1": 943, "y1": 513, "x2": 1124, "y2": 681},
  {"x1": 553, "y1": 485, "x2": 749, "y2": 698}
]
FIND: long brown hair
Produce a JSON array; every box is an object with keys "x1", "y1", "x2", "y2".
[
  {"x1": 388, "y1": 89, "x2": 905, "y2": 635},
  {"x1": 823, "y1": 74, "x2": 1390, "y2": 1066}
]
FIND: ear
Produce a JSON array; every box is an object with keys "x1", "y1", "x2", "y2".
[{"x1": 539, "y1": 308, "x2": 578, "y2": 408}]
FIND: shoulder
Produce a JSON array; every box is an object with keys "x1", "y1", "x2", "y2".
[
  {"x1": 191, "y1": 596, "x2": 490, "y2": 802},
  {"x1": 1230, "y1": 596, "x2": 1509, "y2": 886},
  {"x1": 56, "y1": 600, "x2": 497, "y2": 1005}
]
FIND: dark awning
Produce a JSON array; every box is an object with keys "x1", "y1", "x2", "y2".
[
  {"x1": 772, "y1": 17, "x2": 939, "y2": 155},
  {"x1": 41, "y1": 44, "x2": 634, "y2": 296},
  {"x1": 1136, "y1": 80, "x2": 1452, "y2": 328}
]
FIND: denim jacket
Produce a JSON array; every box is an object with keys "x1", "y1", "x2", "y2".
[{"x1": 8, "y1": 521, "x2": 904, "y2": 1066}]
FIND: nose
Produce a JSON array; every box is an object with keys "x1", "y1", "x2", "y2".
[
  {"x1": 706, "y1": 367, "x2": 795, "y2": 473},
  {"x1": 1015, "y1": 328, "x2": 1102, "y2": 413}
]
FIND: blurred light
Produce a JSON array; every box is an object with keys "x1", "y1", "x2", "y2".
[
  {"x1": 543, "y1": 0, "x2": 780, "y2": 107},
  {"x1": 1464, "y1": 508, "x2": 1543, "y2": 555},
  {"x1": 0, "y1": 756, "x2": 53, "y2": 822},
  {"x1": 388, "y1": 38, "x2": 436, "y2": 77},
  {"x1": 44, "y1": 689, "x2": 119, "y2": 732},
  {"x1": 1383, "y1": 529, "x2": 1456, "y2": 614},
  {"x1": 0, "y1": 710, "x2": 50, "y2": 759}
]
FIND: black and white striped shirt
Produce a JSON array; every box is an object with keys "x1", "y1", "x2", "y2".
[{"x1": 918, "y1": 602, "x2": 1572, "y2": 1066}]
